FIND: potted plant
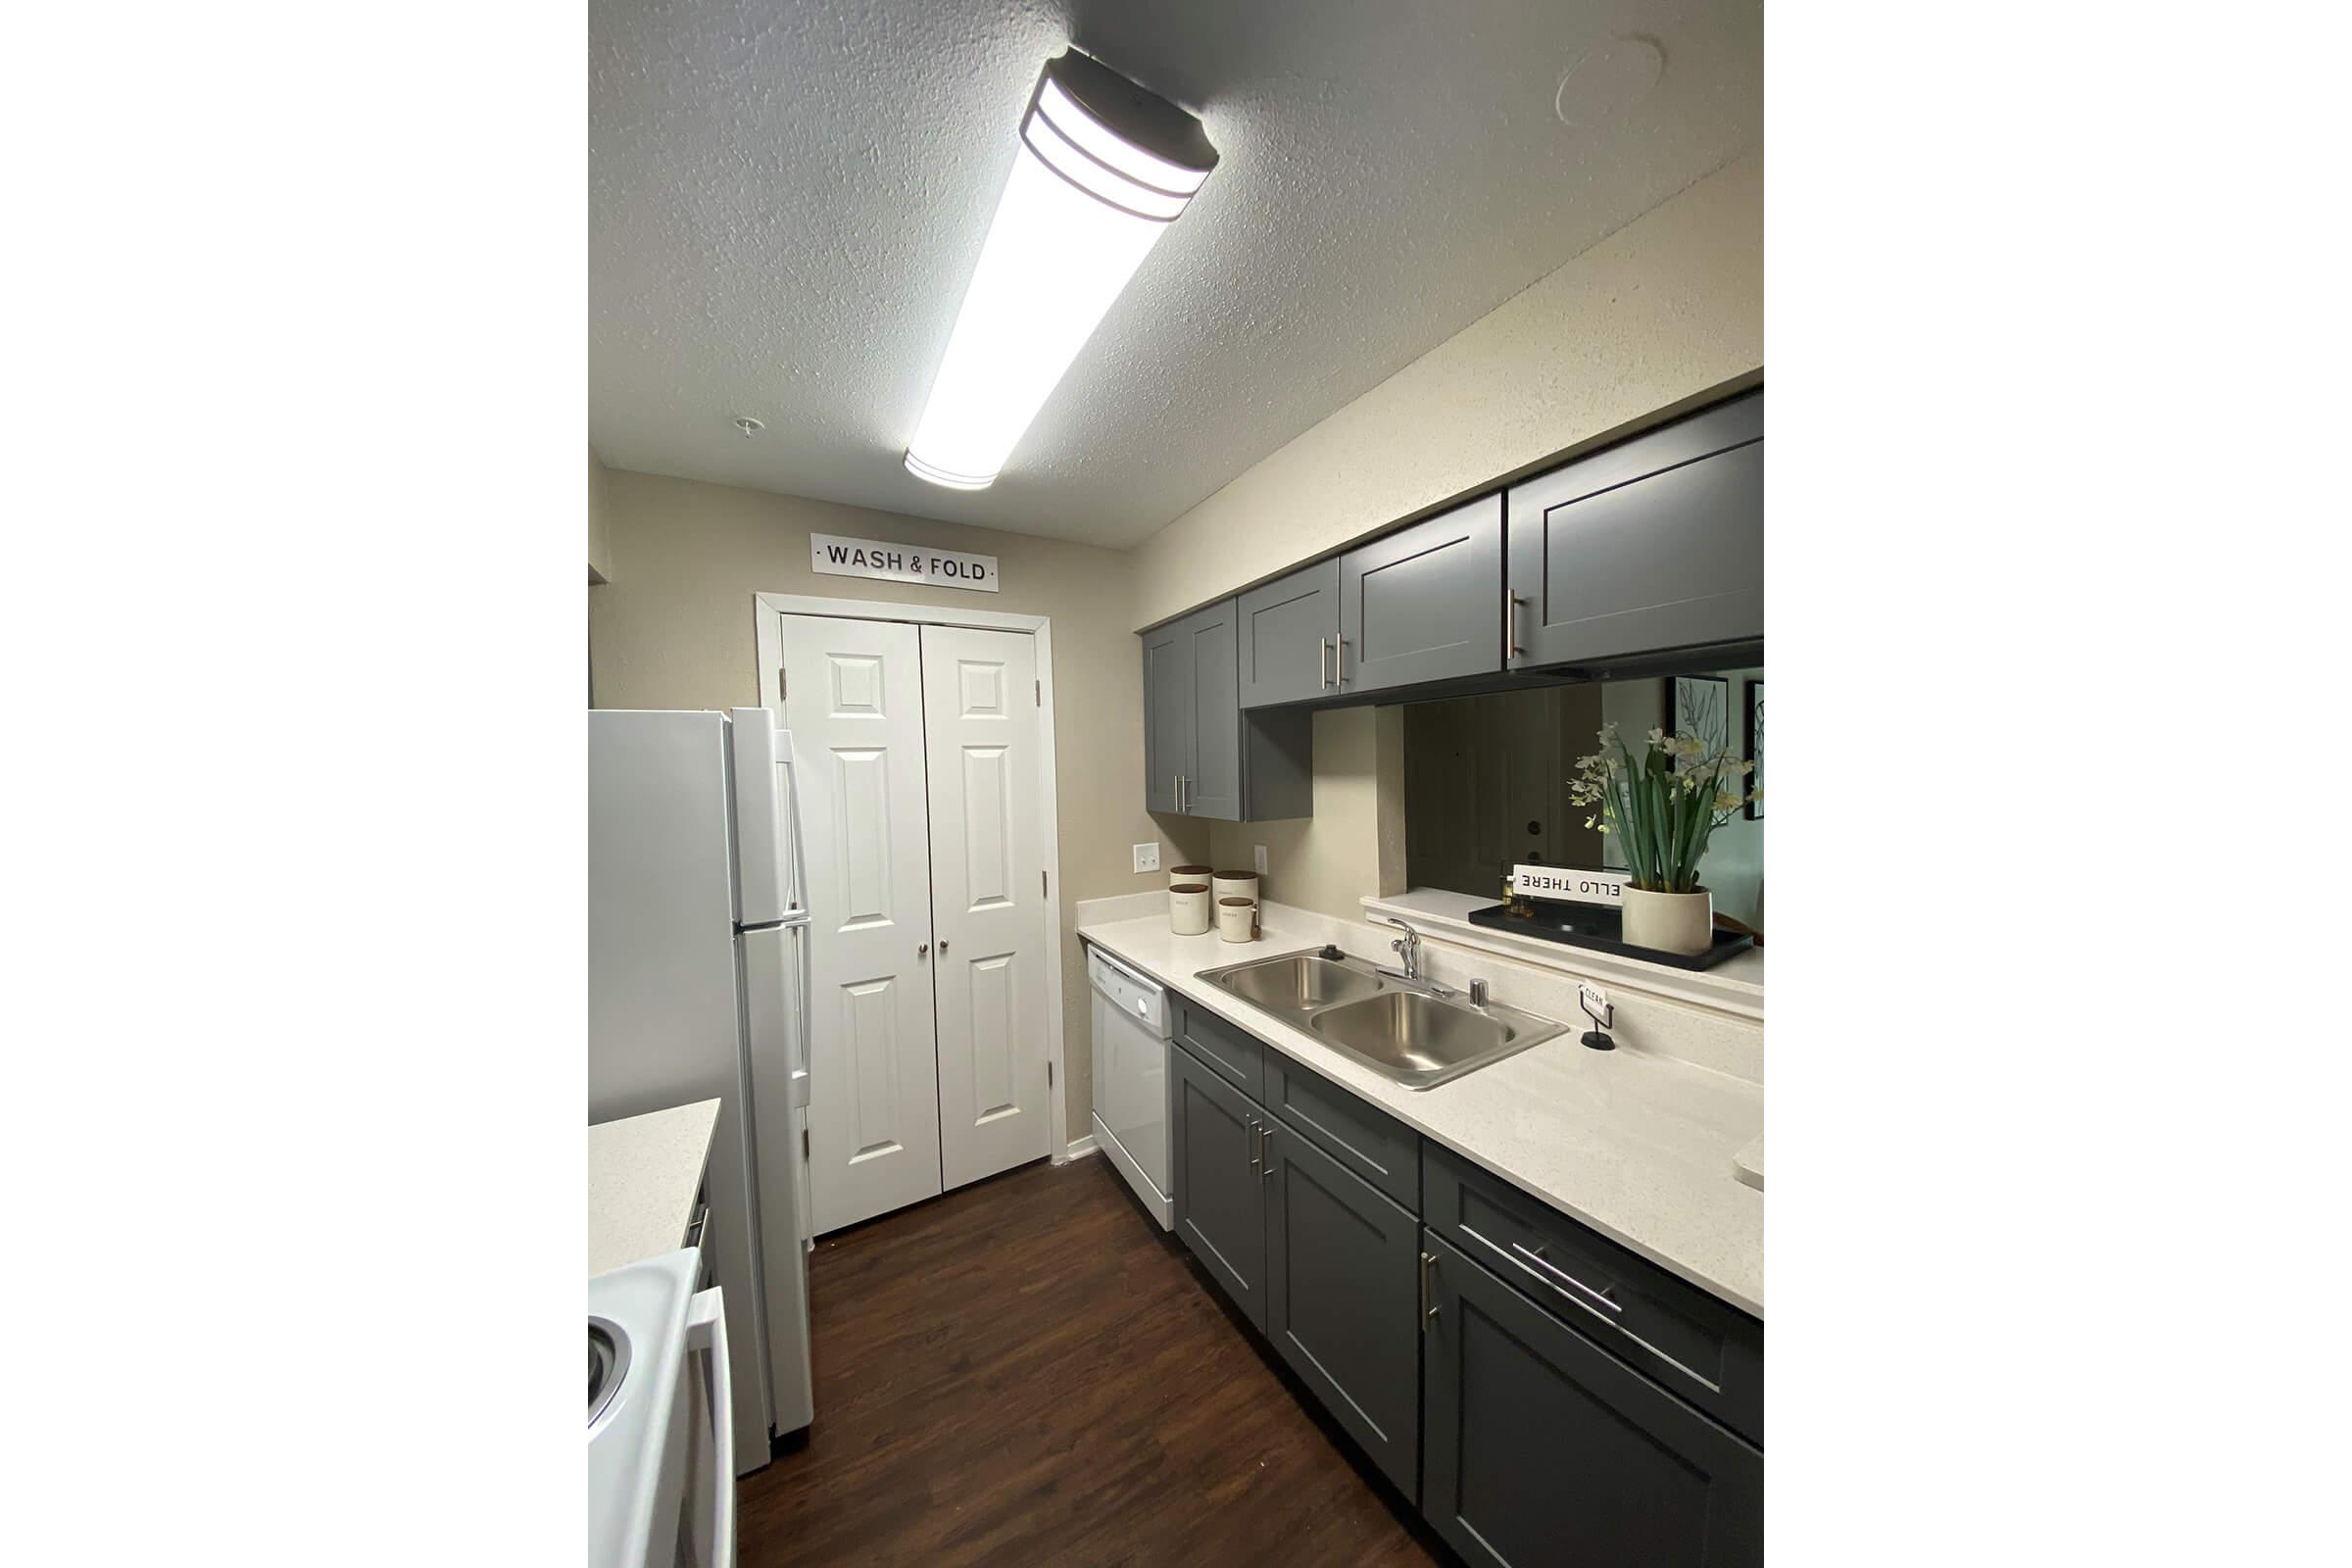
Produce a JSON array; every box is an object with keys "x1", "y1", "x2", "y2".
[{"x1": 1570, "y1": 723, "x2": 1758, "y2": 956}]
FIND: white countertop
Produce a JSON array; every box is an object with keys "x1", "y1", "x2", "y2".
[
  {"x1": 1078, "y1": 912, "x2": 1763, "y2": 1317},
  {"x1": 589, "y1": 1099, "x2": 720, "y2": 1277}
]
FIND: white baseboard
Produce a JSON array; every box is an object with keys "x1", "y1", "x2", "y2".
[{"x1": 1056, "y1": 1133, "x2": 1100, "y2": 1164}]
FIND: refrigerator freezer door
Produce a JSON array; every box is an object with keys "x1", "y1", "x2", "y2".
[
  {"x1": 729, "y1": 707, "x2": 805, "y2": 929},
  {"x1": 743, "y1": 922, "x2": 814, "y2": 1434},
  {"x1": 589, "y1": 710, "x2": 777, "y2": 1468}
]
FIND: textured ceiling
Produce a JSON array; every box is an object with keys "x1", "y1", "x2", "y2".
[{"x1": 590, "y1": 0, "x2": 1762, "y2": 548}]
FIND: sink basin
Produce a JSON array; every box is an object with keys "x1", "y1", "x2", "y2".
[
  {"x1": 1196, "y1": 947, "x2": 1565, "y2": 1089},
  {"x1": 1310, "y1": 991, "x2": 1556, "y2": 1088},
  {"x1": 1206, "y1": 952, "x2": 1385, "y2": 1015}
]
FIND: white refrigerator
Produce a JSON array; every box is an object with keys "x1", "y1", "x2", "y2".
[{"x1": 589, "y1": 707, "x2": 814, "y2": 1472}]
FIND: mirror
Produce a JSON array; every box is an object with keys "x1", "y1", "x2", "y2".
[{"x1": 1396, "y1": 663, "x2": 1763, "y2": 935}]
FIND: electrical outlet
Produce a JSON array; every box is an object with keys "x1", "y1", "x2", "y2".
[
  {"x1": 1132, "y1": 842, "x2": 1160, "y2": 874},
  {"x1": 1252, "y1": 844, "x2": 1268, "y2": 874}
]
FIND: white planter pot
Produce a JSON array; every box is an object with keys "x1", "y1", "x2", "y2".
[{"x1": 1622, "y1": 886, "x2": 1713, "y2": 956}]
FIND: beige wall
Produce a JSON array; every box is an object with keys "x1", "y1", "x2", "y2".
[
  {"x1": 587, "y1": 468, "x2": 1212, "y2": 1140},
  {"x1": 1209, "y1": 707, "x2": 1403, "y2": 922},
  {"x1": 1132, "y1": 151, "x2": 1763, "y2": 630},
  {"x1": 587, "y1": 448, "x2": 614, "y2": 584}
]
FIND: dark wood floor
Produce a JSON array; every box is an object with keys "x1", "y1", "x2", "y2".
[{"x1": 738, "y1": 1154, "x2": 1446, "y2": 1567}]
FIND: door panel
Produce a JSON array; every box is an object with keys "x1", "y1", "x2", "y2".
[
  {"x1": 1340, "y1": 494, "x2": 1503, "y2": 693},
  {"x1": 1239, "y1": 561, "x2": 1341, "y2": 708},
  {"x1": 1264, "y1": 1126, "x2": 1422, "y2": 1497},
  {"x1": 1171, "y1": 1046, "x2": 1267, "y2": 1329},
  {"x1": 1181, "y1": 599, "x2": 1242, "y2": 819},
  {"x1": 781, "y1": 614, "x2": 944, "y2": 1234},
  {"x1": 1141, "y1": 620, "x2": 1187, "y2": 812},
  {"x1": 921, "y1": 624, "x2": 1052, "y2": 1190},
  {"x1": 1507, "y1": 391, "x2": 1763, "y2": 668},
  {"x1": 1422, "y1": 1233, "x2": 1763, "y2": 1568}
]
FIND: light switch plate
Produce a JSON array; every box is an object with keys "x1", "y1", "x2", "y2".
[
  {"x1": 1132, "y1": 842, "x2": 1160, "y2": 874},
  {"x1": 1252, "y1": 844, "x2": 1268, "y2": 874}
]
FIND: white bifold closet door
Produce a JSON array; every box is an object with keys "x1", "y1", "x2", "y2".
[
  {"x1": 784, "y1": 615, "x2": 943, "y2": 1234},
  {"x1": 919, "y1": 624, "x2": 1051, "y2": 1190},
  {"x1": 782, "y1": 614, "x2": 1053, "y2": 1236}
]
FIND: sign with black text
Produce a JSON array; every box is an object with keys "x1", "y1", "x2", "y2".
[
  {"x1": 809, "y1": 533, "x2": 1000, "y2": 593},
  {"x1": 1511, "y1": 864, "x2": 1628, "y2": 906}
]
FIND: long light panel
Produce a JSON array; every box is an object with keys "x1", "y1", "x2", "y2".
[{"x1": 905, "y1": 51, "x2": 1219, "y2": 491}]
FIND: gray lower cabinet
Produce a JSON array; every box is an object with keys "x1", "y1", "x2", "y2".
[
  {"x1": 1264, "y1": 1124, "x2": 1422, "y2": 1498},
  {"x1": 1139, "y1": 598, "x2": 1313, "y2": 820},
  {"x1": 1422, "y1": 1232, "x2": 1763, "y2": 1568},
  {"x1": 1171, "y1": 997, "x2": 1265, "y2": 1102},
  {"x1": 1340, "y1": 493, "x2": 1504, "y2": 694},
  {"x1": 1171, "y1": 1044, "x2": 1270, "y2": 1329},
  {"x1": 1166, "y1": 1005, "x2": 1764, "y2": 1562},
  {"x1": 1505, "y1": 390, "x2": 1763, "y2": 670},
  {"x1": 1238, "y1": 559, "x2": 1343, "y2": 709}
]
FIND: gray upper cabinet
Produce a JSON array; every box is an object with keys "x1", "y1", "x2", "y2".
[
  {"x1": 1141, "y1": 618, "x2": 1188, "y2": 813},
  {"x1": 1506, "y1": 390, "x2": 1763, "y2": 670},
  {"x1": 1178, "y1": 599, "x2": 1245, "y2": 819},
  {"x1": 1340, "y1": 493, "x2": 1504, "y2": 695},
  {"x1": 1171, "y1": 1044, "x2": 1270, "y2": 1329},
  {"x1": 1421, "y1": 1232, "x2": 1763, "y2": 1568},
  {"x1": 1138, "y1": 599, "x2": 1313, "y2": 820},
  {"x1": 1238, "y1": 560, "x2": 1342, "y2": 709},
  {"x1": 1264, "y1": 1125, "x2": 1422, "y2": 1499}
]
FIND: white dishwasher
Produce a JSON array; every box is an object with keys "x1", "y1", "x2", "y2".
[{"x1": 1088, "y1": 946, "x2": 1173, "y2": 1228}]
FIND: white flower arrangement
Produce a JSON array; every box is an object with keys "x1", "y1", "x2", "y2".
[{"x1": 1569, "y1": 721, "x2": 1759, "y2": 894}]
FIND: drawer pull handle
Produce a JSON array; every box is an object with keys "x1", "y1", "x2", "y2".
[{"x1": 1512, "y1": 1240, "x2": 1622, "y2": 1313}]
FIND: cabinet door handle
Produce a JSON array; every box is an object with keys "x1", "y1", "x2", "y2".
[
  {"x1": 1247, "y1": 1117, "x2": 1259, "y2": 1171},
  {"x1": 1318, "y1": 636, "x2": 1331, "y2": 691},
  {"x1": 1259, "y1": 1122, "x2": 1274, "y2": 1180},
  {"x1": 939, "y1": 939, "x2": 951, "y2": 955},
  {"x1": 1504, "y1": 587, "x2": 1527, "y2": 662},
  {"x1": 1511, "y1": 1240, "x2": 1621, "y2": 1313},
  {"x1": 1334, "y1": 637, "x2": 1347, "y2": 688},
  {"x1": 1419, "y1": 1250, "x2": 1441, "y2": 1331},
  {"x1": 916, "y1": 942, "x2": 928, "y2": 959}
]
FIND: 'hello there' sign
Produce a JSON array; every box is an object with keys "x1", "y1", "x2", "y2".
[{"x1": 1511, "y1": 864, "x2": 1629, "y2": 906}]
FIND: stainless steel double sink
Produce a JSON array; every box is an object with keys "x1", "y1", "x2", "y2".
[{"x1": 1195, "y1": 947, "x2": 1567, "y2": 1090}]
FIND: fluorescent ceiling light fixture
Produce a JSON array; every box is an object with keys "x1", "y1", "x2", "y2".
[{"x1": 905, "y1": 50, "x2": 1219, "y2": 491}]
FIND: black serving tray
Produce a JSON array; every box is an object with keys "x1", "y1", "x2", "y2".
[{"x1": 1466, "y1": 899, "x2": 1755, "y2": 972}]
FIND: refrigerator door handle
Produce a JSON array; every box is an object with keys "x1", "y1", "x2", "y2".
[{"x1": 791, "y1": 921, "x2": 811, "y2": 1109}]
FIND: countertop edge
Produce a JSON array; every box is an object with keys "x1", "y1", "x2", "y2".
[{"x1": 1078, "y1": 918, "x2": 1762, "y2": 1319}]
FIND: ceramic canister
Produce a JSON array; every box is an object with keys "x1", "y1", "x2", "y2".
[
  {"x1": 1216, "y1": 897, "x2": 1258, "y2": 944},
  {"x1": 1211, "y1": 869, "x2": 1258, "y2": 905},
  {"x1": 1168, "y1": 864, "x2": 1212, "y2": 889},
  {"x1": 1169, "y1": 882, "x2": 1211, "y2": 936}
]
